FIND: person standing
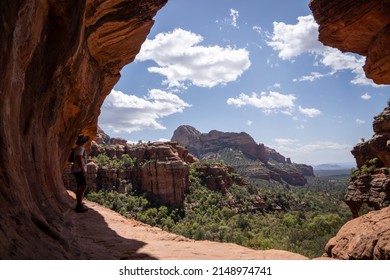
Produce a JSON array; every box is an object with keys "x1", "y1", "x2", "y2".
[{"x1": 71, "y1": 135, "x2": 90, "y2": 213}]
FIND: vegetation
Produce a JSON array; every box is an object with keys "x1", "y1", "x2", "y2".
[
  {"x1": 91, "y1": 152, "x2": 135, "y2": 169},
  {"x1": 351, "y1": 157, "x2": 381, "y2": 178},
  {"x1": 86, "y1": 162, "x2": 351, "y2": 259}
]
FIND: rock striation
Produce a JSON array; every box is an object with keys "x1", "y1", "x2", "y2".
[
  {"x1": 310, "y1": 0, "x2": 390, "y2": 259},
  {"x1": 172, "y1": 125, "x2": 314, "y2": 186},
  {"x1": 344, "y1": 105, "x2": 390, "y2": 218},
  {"x1": 0, "y1": 0, "x2": 167, "y2": 259},
  {"x1": 172, "y1": 125, "x2": 269, "y2": 162},
  {"x1": 65, "y1": 128, "x2": 254, "y2": 206},
  {"x1": 66, "y1": 137, "x2": 193, "y2": 206},
  {"x1": 323, "y1": 206, "x2": 390, "y2": 259},
  {"x1": 309, "y1": 0, "x2": 390, "y2": 84}
]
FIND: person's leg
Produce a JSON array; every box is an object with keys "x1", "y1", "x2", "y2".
[{"x1": 74, "y1": 172, "x2": 88, "y2": 213}]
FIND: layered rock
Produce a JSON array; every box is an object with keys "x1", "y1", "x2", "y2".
[
  {"x1": 310, "y1": 0, "x2": 390, "y2": 259},
  {"x1": 172, "y1": 125, "x2": 269, "y2": 162},
  {"x1": 172, "y1": 125, "x2": 314, "y2": 186},
  {"x1": 66, "y1": 129, "x2": 263, "y2": 208},
  {"x1": 309, "y1": 0, "x2": 390, "y2": 84},
  {"x1": 78, "y1": 140, "x2": 192, "y2": 206},
  {"x1": 0, "y1": 0, "x2": 167, "y2": 259},
  {"x1": 323, "y1": 206, "x2": 390, "y2": 259},
  {"x1": 194, "y1": 163, "x2": 247, "y2": 193},
  {"x1": 343, "y1": 105, "x2": 390, "y2": 217}
]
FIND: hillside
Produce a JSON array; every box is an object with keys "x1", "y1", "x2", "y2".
[{"x1": 171, "y1": 125, "x2": 314, "y2": 186}]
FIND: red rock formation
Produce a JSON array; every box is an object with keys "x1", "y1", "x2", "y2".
[
  {"x1": 309, "y1": 0, "x2": 390, "y2": 84},
  {"x1": 194, "y1": 163, "x2": 246, "y2": 193},
  {"x1": 323, "y1": 206, "x2": 390, "y2": 259},
  {"x1": 310, "y1": 0, "x2": 390, "y2": 259},
  {"x1": 172, "y1": 125, "x2": 314, "y2": 185},
  {"x1": 344, "y1": 105, "x2": 390, "y2": 217},
  {"x1": 80, "y1": 139, "x2": 192, "y2": 205},
  {"x1": 0, "y1": 0, "x2": 167, "y2": 259},
  {"x1": 172, "y1": 125, "x2": 269, "y2": 162}
]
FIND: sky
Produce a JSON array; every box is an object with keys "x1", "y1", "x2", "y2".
[{"x1": 98, "y1": 0, "x2": 389, "y2": 166}]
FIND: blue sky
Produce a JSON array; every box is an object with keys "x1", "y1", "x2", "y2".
[{"x1": 98, "y1": 0, "x2": 389, "y2": 165}]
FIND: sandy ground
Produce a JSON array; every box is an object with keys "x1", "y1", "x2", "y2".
[{"x1": 65, "y1": 192, "x2": 308, "y2": 260}]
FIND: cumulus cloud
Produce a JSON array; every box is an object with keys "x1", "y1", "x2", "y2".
[
  {"x1": 267, "y1": 15, "x2": 323, "y2": 60},
  {"x1": 298, "y1": 106, "x2": 321, "y2": 118},
  {"x1": 228, "y1": 91, "x2": 322, "y2": 120},
  {"x1": 136, "y1": 28, "x2": 251, "y2": 88},
  {"x1": 274, "y1": 139, "x2": 353, "y2": 164},
  {"x1": 99, "y1": 89, "x2": 191, "y2": 134},
  {"x1": 267, "y1": 15, "x2": 379, "y2": 87},
  {"x1": 227, "y1": 91, "x2": 296, "y2": 113},
  {"x1": 361, "y1": 93, "x2": 371, "y2": 100}
]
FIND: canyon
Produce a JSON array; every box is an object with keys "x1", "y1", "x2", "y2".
[{"x1": 172, "y1": 125, "x2": 314, "y2": 186}]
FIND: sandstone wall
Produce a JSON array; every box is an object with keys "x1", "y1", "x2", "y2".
[
  {"x1": 0, "y1": 0, "x2": 167, "y2": 259},
  {"x1": 310, "y1": 0, "x2": 390, "y2": 259},
  {"x1": 310, "y1": 0, "x2": 390, "y2": 84}
]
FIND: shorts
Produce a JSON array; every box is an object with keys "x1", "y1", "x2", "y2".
[{"x1": 73, "y1": 171, "x2": 86, "y2": 186}]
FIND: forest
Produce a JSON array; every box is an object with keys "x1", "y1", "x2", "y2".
[{"x1": 86, "y1": 160, "x2": 353, "y2": 258}]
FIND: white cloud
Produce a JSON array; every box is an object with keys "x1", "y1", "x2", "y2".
[
  {"x1": 246, "y1": 120, "x2": 253, "y2": 126},
  {"x1": 227, "y1": 91, "x2": 296, "y2": 113},
  {"x1": 267, "y1": 15, "x2": 324, "y2": 60},
  {"x1": 293, "y1": 72, "x2": 328, "y2": 82},
  {"x1": 274, "y1": 139, "x2": 353, "y2": 164},
  {"x1": 253, "y1": 25, "x2": 262, "y2": 34},
  {"x1": 136, "y1": 28, "x2": 251, "y2": 88},
  {"x1": 298, "y1": 106, "x2": 321, "y2": 118},
  {"x1": 275, "y1": 138, "x2": 298, "y2": 146},
  {"x1": 267, "y1": 15, "x2": 380, "y2": 87},
  {"x1": 230, "y1": 9, "x2": 239, "y2": 28},
  {"x1": 99, "y1": 89, "x2": 191, "y2": 134},
  {"x1": 356, "y1": 118, "x2": 366, "y2": 125},
  {"x1": 361, "y1": 93, "x2": 371, "y2": 100}
]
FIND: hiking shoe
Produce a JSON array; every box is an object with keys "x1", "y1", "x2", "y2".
[{"x1": 74, "y1": 204, "x2": 88, "y2": 213}]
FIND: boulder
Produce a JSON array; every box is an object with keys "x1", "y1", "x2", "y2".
[{"x1": 324, "y1": 206, "x2": 390, "y2": 259}]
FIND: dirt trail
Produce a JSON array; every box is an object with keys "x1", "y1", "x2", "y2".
[{"x1": 65, "y1": 192, "x2": 308, "y2": 260}]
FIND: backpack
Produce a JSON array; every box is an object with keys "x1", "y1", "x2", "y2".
[{"x1": 68, "y1": 148, "x2": 75, "y2": 163}]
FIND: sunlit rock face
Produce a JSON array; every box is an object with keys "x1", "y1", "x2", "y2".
[
  {"x1": 172, "y1": 125, "x2": 314, "y2": 186},
  {"x1": 310, "y1": 0, "x2": 390, "y2": 259},
  {"x1": 0, "y1": 0, "x2": 167, "y2": 259},
  {"x1": 310, "y1": 0, "x2": 390, "y2": 84}
]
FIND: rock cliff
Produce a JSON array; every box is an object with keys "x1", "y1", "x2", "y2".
[
  {"x1": 0, "y1": 0, "x2": 167, "y2": 259},
  {"x1": 310, "y1": 0, "x2": 390, "y2": 259},
  {"x1": 65, "y1": 129, "x2": 255, "y2": 207},
  {"x1": 172, "y1": 125, "x2": 314, "y2": 186},
  {"x1": 87, "y1": 137, "x2": 193, "y2": 206},
  {"x1": 309, "y1": 0, "x2": 390, "y2": 84},
  {"x1": 344, "y1": 105, "x2": 390, "y2": 218}
]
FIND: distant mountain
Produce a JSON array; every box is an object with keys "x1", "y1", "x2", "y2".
[
  {"x1": 313, "y1": 163, "x2": 356, "y2": 170},
  {"x1": 172, "y1": 125, "x2": 314, "y2": 186}
]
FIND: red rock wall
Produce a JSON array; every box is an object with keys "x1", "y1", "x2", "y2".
[
  {"x1": 0, "y1": 0, "x2": 167, "y2": 259},
  {"x1": 310, "y1": 0, "x2": 390, "y2": 84},
  {"x1": 310, "y1": 0, "x2": 390, "y2": 259}
]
